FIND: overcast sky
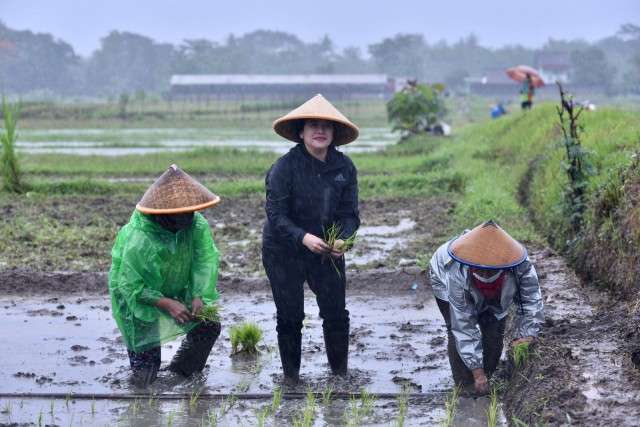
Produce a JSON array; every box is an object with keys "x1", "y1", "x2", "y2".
[{"x1": 1, "y1": 0, "x2": 638, "y2": 56}]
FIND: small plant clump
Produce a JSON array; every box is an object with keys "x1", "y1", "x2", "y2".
[
  {"x1": 440, "y1": 385, "x2": 460, "y2": 427},
  {"x1": 512, "y1": 342, "x2": 530, "y2": 369},
  {"x1": 271, "y1": 386, "x2": 282, "y2": 413},
  {"x1": 292, "y1": 389, "x2": 316, "y2": 427},
  {"x1": 394, "y1": 386, "x2": 409, "y2": 427},
  {"x1": 486, "y1": 387, "x2": 500, "y2": 427},
  {"x1": 196, "y1": 305, "x2": 221, "y2": 323},
  {"x1": 230, "y1": 322, "x2": 263, "y2": 354}
]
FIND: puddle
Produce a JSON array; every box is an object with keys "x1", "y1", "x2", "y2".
[{"x1": 348, "y1": 218, "x2": 417, "y2": 266}]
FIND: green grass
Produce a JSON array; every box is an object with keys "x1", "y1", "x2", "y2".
[
  {"x1": 1, "y1": 98, "x2": 26, "y2": 193},
  {"x1": 229, "y1": 322, "x2": 263, "y2": 354}
]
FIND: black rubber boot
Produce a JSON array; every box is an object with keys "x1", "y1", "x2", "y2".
[
  {"x1": 324, "y1": 330, "x2": 349, "y2": 376},
  {"x1": 277, "y1": 334, "x2": 301, "y2": 384},
  {"x1": 168, "y1": 321, "x2": 221, "y2": 377},
  {"x1": 128, "y1": 347, "x2": 161, "y2": 388},
  {"x1": 131, "y1": 365, "x2": 159, "y2": 388}
]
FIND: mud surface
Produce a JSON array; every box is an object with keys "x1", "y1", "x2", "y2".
[
  {"x1": 503, "y1": 248, "x2": 640, "y2": 426},
  {"x1": 0, "y1": 195, "x2": 453, "y2": 276}
]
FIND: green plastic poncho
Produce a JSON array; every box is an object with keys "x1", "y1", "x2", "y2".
[{"x1": 108, "y1": 210, "x2": 219, "y2": 353}]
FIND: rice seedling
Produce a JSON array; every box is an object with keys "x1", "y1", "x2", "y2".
[
  {"x1": 360, "y1": 389, "x2": 375, "y2": 417},
  {"x1": 440, "y1": 385, "x2": 461, "y2": 427},
  {"x1": 189, "y1": 390, "x2": 201, "y2": 412},
  {"x1": 345, "y1": 395, "x2": 363, "y2": 427},
  {"x1": 196, "y1": 304, "x2": 221, "y2": 323},
  {"x1": 292, "y1": 388, "x2": 316, "y2": 427},
  {"x1": 321, "y1": 385, "x2": 333, "y2": 406},
  {"x1": 167, "y1": 409, "x2": 175, "y2": 427},
  {"x1": 394, "y1": 386, "x2": 409, "y2": 427},
  {"x1": 37, "y1": 409, "x2": 43, "y2": 427},
  {"x1": 255, "y1": 405, "x2": 270, "y2": 427},
  {"x1": 49, "y1": 400, "x2": 54, "y2": 417},
  {"x1": 229, "y1": 322, "x2": 263, "y2": 354},
  {"x1": 130, "y1": 398, "x2": 141, "y2": 416},
  {"x1": 512, "y1": 342, "x2": 531, "y2": 369},
  {"x1": 486, "y1": 387, "x2": 499, "y2": 427},
  {"x1": 91, "y1": 398, "x2": 96, "y2": 416},
  {"x1": 271, "y1": 386, "x2": 282, "y2": 413},
  {"x1": 148, "y1": 393, "x2": 158, "y2": 408},
  {"x1": 0, "y1": 97, "x2": 25, "y2": 194},
  {"x1": 206, "y1": 408, "x2": 218, "y2": 427},
  {"x1": 65, "y1": 393, "x2": 71, "y2": 410}
]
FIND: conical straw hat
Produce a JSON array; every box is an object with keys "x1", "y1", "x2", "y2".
[
  {"x1": 447, "y1": 220, "x2": 527, "y2": 269},
  {"x1": 273, "y1": 94, "x2": 359, "y2": 146},
  {"x1": 136, "y1": 164, "x2": 221, "y2": 214}
]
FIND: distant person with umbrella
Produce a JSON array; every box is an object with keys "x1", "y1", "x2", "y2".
[
  {"x1": 520, "y1": 73, "x2": 535, "y2": 110},
  {"x1": 506, "y1": 65, "x2": 544, "y2": 111}
]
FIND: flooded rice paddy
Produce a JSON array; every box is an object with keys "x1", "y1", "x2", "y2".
[
  {"x1": 0, "y1": 289, "x2": 504, "y2": 426},
  {"x1": 17, "y1": 127, "x2": 396, "y2": 155}
]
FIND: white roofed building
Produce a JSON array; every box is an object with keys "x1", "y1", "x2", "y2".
[{"x1": 169, "y1": 74, "x2": 394, "y2": 100}]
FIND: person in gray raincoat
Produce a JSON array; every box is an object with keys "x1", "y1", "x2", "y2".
[{"x1": 429, "y1": 220, "x2": 544, "y2": 394}]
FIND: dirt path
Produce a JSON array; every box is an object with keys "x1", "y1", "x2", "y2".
[{"x1": 504, "y1": 248, "x2": 640, "y2": 425}]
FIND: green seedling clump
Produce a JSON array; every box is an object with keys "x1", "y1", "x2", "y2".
[
  {"x1": 230, "y1": 322, "x2": 263, "y2": 354},
  {"x1": 196, "y1": 305, "x2": 221, "y2": 323},
  {"x1": 512, "y1": 342, "x2": 530, "y2": 369}
]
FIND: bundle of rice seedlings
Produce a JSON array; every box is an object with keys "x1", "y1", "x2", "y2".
[
  {"x1": 195, "y1": 304, "x2": 221, "y2": 323},
  {"x1": 322, "y1": 223, "x2": 357, "y2": 278},
  {"x1": 229, "y1": 322, "x2": 263, "y2": 354}
]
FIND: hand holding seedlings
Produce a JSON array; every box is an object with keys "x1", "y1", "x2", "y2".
[
  {"x1": 303, "y1": 233, "x2": 331, "y2": 254},
  {"x1": 156, "y1": 298, "x2": 192, "y2": 324},
  {"x1": 190, "y1": 298, "x2": 203, "y2": 316},
  {"x1": 195, "y1": 304, "x2": 221, "y2": 323},
  {"x1": 330, "y1": 239, "x2": 346, "y2": 258},
  {"x1": 472, "y1": 368, "x2": 489, "y2": 395}
]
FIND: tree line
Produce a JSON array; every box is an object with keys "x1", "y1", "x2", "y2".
[{"x1": 0, "y1": 21, "x2": 638, "y2": 97}]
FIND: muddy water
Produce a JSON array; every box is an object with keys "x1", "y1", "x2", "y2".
[{"x1": 0, "y1": 290, "x2": 504, "y2": 426}]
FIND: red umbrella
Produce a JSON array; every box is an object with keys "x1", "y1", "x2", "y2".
[{"x1": 506, "y1": 65, "x2": 545, "y2": 87}]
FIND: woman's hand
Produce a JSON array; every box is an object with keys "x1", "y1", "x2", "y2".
[
  {"x1": 156, "y1": 298, "x2": 192, "y2": 324},
  {"x1": 302, "y1": 233, "x2": 331, "y2": 255},
  {"x1": 330, "y1": 239, "x2": 345, "y2": 258},
  {"x1": 191, "y1": 298, "x2": 203, "y2": 317}
]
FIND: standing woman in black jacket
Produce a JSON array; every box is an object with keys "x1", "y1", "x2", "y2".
[{"x1": 263, "y1": 94, "x2": 360, "y2": 384}]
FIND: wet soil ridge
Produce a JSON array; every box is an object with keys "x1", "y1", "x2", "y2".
[
  {"x1": 503, "y1": 248, "x2": 640, "y2": 426},
  {"x1": 0, "y1": 267, "x2": 426, "y2": 295}
]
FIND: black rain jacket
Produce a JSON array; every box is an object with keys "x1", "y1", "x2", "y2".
[{"x1": 262, "y1": 143, "x2": 360, "y2": 255}]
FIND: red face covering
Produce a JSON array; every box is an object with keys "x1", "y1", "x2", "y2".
[{"x1": 470, "y1": 271, "x2": 506, "y2": 300}]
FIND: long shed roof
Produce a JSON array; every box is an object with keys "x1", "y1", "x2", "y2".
[{"x1": 170, "y1": 74, "x2": 389, "y2": 86}]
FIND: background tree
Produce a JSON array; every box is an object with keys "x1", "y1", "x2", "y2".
[{"x1": 387, "y1": 81, "x2": 447, "y2": 141}]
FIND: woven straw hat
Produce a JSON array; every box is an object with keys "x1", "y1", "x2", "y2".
[
  {"x1": 447, "y1": 220, "x2": 527, "y2": 269},
  {"x1": 273, "y1": 94, "x2": 359, "y2": 146},
  {"x1": 136, "y1": 164, "x2": 220, "y2": 214}
]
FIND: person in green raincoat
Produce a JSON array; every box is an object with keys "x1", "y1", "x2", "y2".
[{"x1": 109, "y1": 164, "x2": 222, "y2": 387}]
